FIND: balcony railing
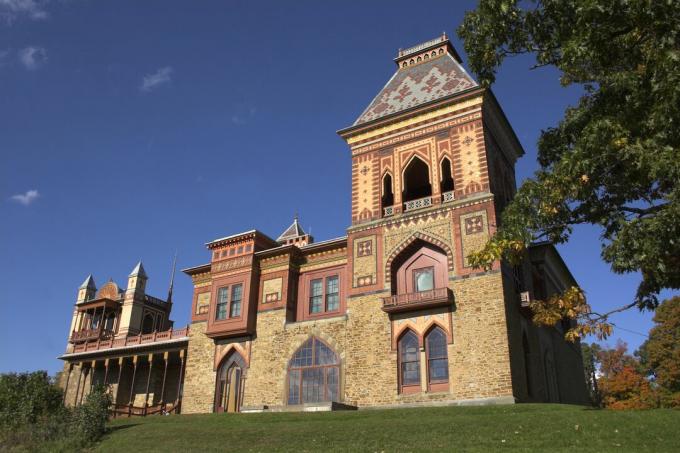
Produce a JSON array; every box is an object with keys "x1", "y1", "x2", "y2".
[
  {"x1": 381, "y1": 287, "x2": 453, "y2": 313},
  {"x1": 70, "y1": 329, "x2": 114, "y2": 343},
  {"x1": 404, "y1": 196, "x2": 432, "y2": 212},
  {"x1": 442, "y1": 191, "x2": 455, "y2": 203},
  {"x1": 383, "y1": 206, "x2": 394, "y2": 217},
  {"x1": 70, "y1": 326, "x2": 190, "y2": 354}
]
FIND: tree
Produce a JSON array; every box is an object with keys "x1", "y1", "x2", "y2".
[
  {"x1": 637, "y1": 296, "x2": 680, "y2": 406},
  {"x1": 581, "y1": 342, "x2": 602, "y2": 406},
  {"x1": 596, "y1": 341, "x2": 657, "y2": 409},
  {"x1": 458, "y1": 1, "x2": 680, "y2": 340}
]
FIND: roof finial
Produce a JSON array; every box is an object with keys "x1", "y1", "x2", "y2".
[{"x1": 167, "y1": 251, "x2": 177, "y2": 304}]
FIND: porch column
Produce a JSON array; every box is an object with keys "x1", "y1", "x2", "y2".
[
  {"x1": 89, "y1": 360, "x2": 97, "y2": 392},
  {"x1": 128, "y1": 356, "x2": 139, "y2": 406},
  {"x1": 176, "y1": 349, "x2": 185, "y2": 407},
  {"x1": 144, "y1": 353, "x2": 153, "y2": 411},
  {"x1": 62, "y1": 363, "x2": 74, "y2": 404},
  {"x1": 103, "y1": 358, "x2": 110, "y2": 387},
  {"x1": 79, "y1": 365, "x2": 90, "y2": 405},
  {"x1": 114, "y1": 357, "x2": 124, "y2": 405},
  {"x1": 74, "y1": 363, "x2": 84, "y2": 406},
  {"x1": 159, "y1": 351, "x2": 169, "y2": 408}
]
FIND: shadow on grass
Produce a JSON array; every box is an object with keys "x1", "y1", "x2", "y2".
[{"x1": 107, "y1": 423, "x2": 139, "y2": 433}]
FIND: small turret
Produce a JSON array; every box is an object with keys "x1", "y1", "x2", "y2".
[
  {"x1": 277, "y1": 215, "x2": 313, "y2": 247},
  {"x1": 77, "y1": 274, "x2": 97, "y2": 303},
  {"x1": 127, "y1": 261, "x2": 147, "y2": 295}
]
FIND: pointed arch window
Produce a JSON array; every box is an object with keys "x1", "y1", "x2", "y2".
[
  {"x1": 287, "y1": 337, "x2": 339, "y2": 405},
  {"x1": 382, "y1": 173, "x2": 394, "y2": 209},
  {"x1": 440, "y1": 157, "x2": 454, "y2": 194},
  {"x1": 402, "y1": 156, "x2": 432, "y2": 205},
  {"x1": 425, "y1": 327, "x2": 449, "y2": 391},
  {"x1": 398, "y1": 330, "x2": 420, "y2": 393},
  {"x1": 142, "y1": 313, "x2": 154, "y2": 334}
]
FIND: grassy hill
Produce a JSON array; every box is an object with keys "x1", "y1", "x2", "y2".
[{"x1": 99, "y1": 404, "x2": 679, "y2": 452}]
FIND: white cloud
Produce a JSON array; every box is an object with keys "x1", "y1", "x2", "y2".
[
  {"x1": 0, "y1": 0, "x2": 48, "y2": 24},
  {"x1": 10, "y1": 189, "x2": 39, "y2": 205},
  {"x1": 18, "y1": 45, "x2": 46, "y2": 70},
  {"x1": 140, "y1": 66, "x2": 173, "y2": 92}
]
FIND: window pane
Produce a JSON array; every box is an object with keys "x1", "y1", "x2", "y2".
[
  {"x1": 302, "y1": 368, "x2": 324, "y2": 403},
  {"x1": 290, "y1": 339, "x2": 313, "y2": 367},
  {"x1": 400, "y1": 333, "x2": 419, "y2": 363},
  {"x1": 414, "y1": 267, "x2": 434, "y2": 292},
  {"x1": 288, "y1": 369, "x2": 300, "y2": 405},
  {"x1": 314, "y1": 339, "x2": 338, "y2": 366},
  {"x1": 401, "y1": 361, "x2": 420, "y2": 385},
  {"x1": 230, "y1": 284, "x2": 242, "y2": 317},
  {"x1": 426, "y1": 329, "x2": 447, "y2": 359},
  {"x1": 216, "y1": 287, "x2": 228, "y2": 320},
  {"x1": 326, "y1": 367, "x2": 339, "y2": 401},
  {"x1": 429, "y1": 358, "x2": 449, "y2": 382},
  {"x1": 310, "y1": 279, "x2": 323, "y2": 313},
  {"x1": 325, "y1": 276, "x2": 339, "y2": 311}
]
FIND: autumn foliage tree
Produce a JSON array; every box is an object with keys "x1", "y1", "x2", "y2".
[
  {"x1": 637, "y1": 296, "x2": 680, "y2": 407},
  {"x1": 458, "y1": 0, "x2": 680, "y2": 340},
  {"x1": 595, "y1": 341, "x2": 657, "y2": 410}
]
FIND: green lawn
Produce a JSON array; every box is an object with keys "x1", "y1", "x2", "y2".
[{"x1": 99, "y1": 404, "x2": 679, "y2": 452}]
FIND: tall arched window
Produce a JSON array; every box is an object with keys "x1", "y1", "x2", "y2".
[
  {"x1": 141, "y1": 313, "x2": 154, "y2": 334},
  {"x1": 382, "y1": 173, "x2": 394, "y2": 209},
  {"x1": 402, "y1": 156, "x2": 432, "y2": 204},
  {"x1": 287, "y1": 337, "x2": 339, "y2": 405},
  {"x1": 398, "y1": 330, "x2": 420, "y2": 394},
  {"x1": 440, "y1": 157, "x2": 454, "y2": 194},
  {"x1": 215, "y1": 350, "x2": 247, "y2": 413},
  {"x1": 425, "y1": 327, "x2": 449, "y2": 391}
]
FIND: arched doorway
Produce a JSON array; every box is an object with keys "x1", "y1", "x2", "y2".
[
  {"x1": 287, "y1": 337, "x2": 340, "y2": 405},
  {"x1": 215, "y1": 350, "x2": 247, "y2": 413},
  {"x1": 382, "y1": 173, "x2": 394, "y2": 209},
  {"x1": 402, "y1": 156, "x2": 432, "y2": 204}
]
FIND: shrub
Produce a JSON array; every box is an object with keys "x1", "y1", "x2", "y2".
[
  {"x1": 0, "y1": 371, "x2": 64, "y2": 429},
  {"x1": 72, "y1": 384, "x2": 112, "y2": 443}
]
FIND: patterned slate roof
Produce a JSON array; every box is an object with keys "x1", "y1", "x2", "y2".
[{"x1": 354, "y1": 53, "x2": 477, "y2": 126}]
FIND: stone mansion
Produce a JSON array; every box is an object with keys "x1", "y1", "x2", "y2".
[{"x1": 59, "y1": 34, "x2": 589, "y2": 414}]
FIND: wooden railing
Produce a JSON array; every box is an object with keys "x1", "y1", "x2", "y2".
[
  {"x1": 381, "y1": 287, "x2": 452, "y2": 313},
  {"x1": 71, "y1": 326, "x2": 190, "y2": 354},
  {"x1": 70, "y1": 328, "x2": 114, "y2": 343},
  {"x1": 110, "y1": 400, "x2": 181, "y2": 418}
]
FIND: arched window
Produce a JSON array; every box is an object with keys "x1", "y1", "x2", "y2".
[
  {"x1": 402, "y1": 156, "x2": 432, "y2": 205},
  {"x1": 425, "y1": 327, "x2": 449, "y2": 391},
  {"x1": 390, "y1": 240, "x2": 448, "y2": 296},
  {"x1": 287, "y1": 337, "x2": 339, "y2": 405},
  {"x1": 398, "y1": 330, "x2": 420, "y2": 394},
  {"x1": 440, "y1": 157, "x2": 454, "y2": 194},
  {"x1": 215, "y1": 351, "x2": 246, "y2": 413},
  {"x1": 141, "y1": 313, "x2": 154, "y2": 334},
  {"x1": 382, "y1": 173, "x2": 394, "y2": 209}
]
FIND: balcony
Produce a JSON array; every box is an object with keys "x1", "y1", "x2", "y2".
[
  {"x1": 442, "y1": 191, "x2": 455, "y2": 203},
  {"x1": 70, "y1": 326, "x2": 190, "y2": 354},
  {"x1": 404, "y1": 196, "x2": 432, "y2": 212},
  {"x1": 70, "y1": 328, "x2": 115, "y2": 343},
  {"x1": 383, "y1": 206, "x2": 394, "y2": 217},
  {"x1": 381, "y1": 287, "x2": 453, "y2": 313}
]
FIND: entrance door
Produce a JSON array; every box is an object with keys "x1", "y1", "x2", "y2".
[{"x1": 215, "y1": 351, "x2": 246, "y2": 413}]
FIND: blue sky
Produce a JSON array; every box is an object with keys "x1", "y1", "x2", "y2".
[{"x1": 1, "y1": 0, "x2": 675, "y2": 374}]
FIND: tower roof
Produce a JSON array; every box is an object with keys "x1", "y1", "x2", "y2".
[
  {"x1": 129, "y1": 261, "x2": 147, "y2": 278},
  {"x1": 352, "y1": 33, "x2": 478, "y2": 127},
  {"x1": 79, "y1": 274, "x2": 96, "y2": 290},
  {"x1": 277, "y1": 215, "x2": 306, "y2": 242}
]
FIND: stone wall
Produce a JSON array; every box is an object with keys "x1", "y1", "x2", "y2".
[{"x1": 181, "y1": 321, "x2": 216, "y2": 414}]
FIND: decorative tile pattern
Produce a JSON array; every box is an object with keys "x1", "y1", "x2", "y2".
[
  {"x1": 357, "y1": 240, "x2": 372, "y2": 257},
  {"x1": 464, "y1": 215, "x2": 484, "y2": 235},
  {"x1": 355, "y1": 54, "x2": 477, "y2": 125}
]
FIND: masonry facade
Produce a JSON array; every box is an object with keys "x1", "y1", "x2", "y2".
[{"x1": 60, "y1": 34, "x2": 589, "y2": 414}]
